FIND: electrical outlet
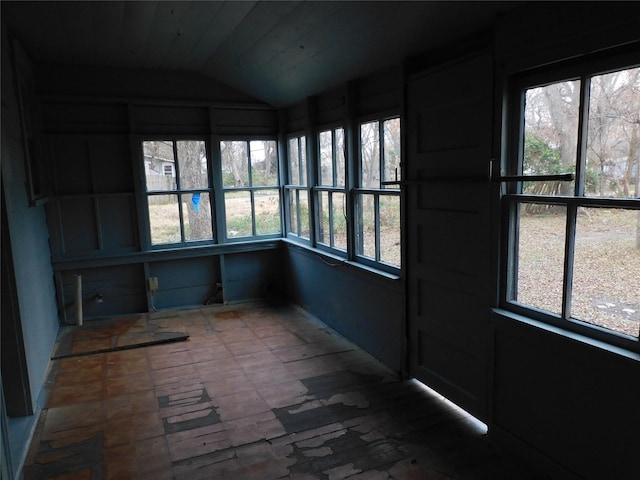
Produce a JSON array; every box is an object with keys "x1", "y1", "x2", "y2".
[{"x1": 148, "y1": 277, "x2": 158, "y2": 292}]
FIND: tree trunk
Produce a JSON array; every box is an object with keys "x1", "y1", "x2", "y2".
[
  {"x1": 177, "y1": 141, "x2": 211, "y2": 240},
  {"x1": 185, "y1": 193, "x2": 211, "y2": 240},
  {"x1": 543, "y1": 83, "x2": 579, "y2": 196}
]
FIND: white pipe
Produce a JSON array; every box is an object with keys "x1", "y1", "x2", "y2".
[{"x1": 75, "y1": 274, "x2": 83, "y2": 326}]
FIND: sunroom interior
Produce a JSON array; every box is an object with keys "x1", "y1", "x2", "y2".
[{"x1": 1, "y1": 2, "x2": 639, "y2": 479}]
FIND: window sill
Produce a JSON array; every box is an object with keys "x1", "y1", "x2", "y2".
[
  {"x1": 491, "y1": 308, "x2": 640, "y2": 362},
  {"x1": 281, "y1": 237, "x2": 402, "y2": 282},
  {"x1": 51, "y1": 239, "x2": 282, "y2": 270}
]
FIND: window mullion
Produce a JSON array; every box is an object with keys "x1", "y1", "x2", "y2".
[
  {"x1": 563, "y1": 76, "x2": 591, "y2": 320},
  {"x1": 379, "y1": 121, "x2": 385, "y2": 186},
  {"x1": 172, "y1": 141, "x2": 181, "y2": 190},
  {"x1": 374, "y1": 193, "x2": 381, "y2": 261},
  {"x1": 505, "y1": 199, "x2": 521, "y2": 304},
  {"x1": 332, "y1": 130, "x2": 338, "y2": 187},
  {"x1": 562, "y1": 204, "x2": 577, "y2": 320},
  {"x1": 171, "y1": 142, "x2": 186, "y2": 242},
  {"x1": 247, "y1": 140, "x2": 253, "y2": 187},
  {"x1": 176, "y1": 193, "x2": 185, "y2": 242},
  {"x1": 250, "y1": 190, "x2": 257, "y2": 236},
  {"x1": 328, "y1": 191, "x2": 335, "y2": 248},
  {"x1": 247, "y1": 141, "x2": 256, "y2": 236},
  {"x1": 295, "y1": 189, "x2": 301, "y2": 236},
  {"x1": 574, "y1": 76, "x2": 591, "y2": 197},
  {"x1": 298, "y1": 138, "x2": 305, "y2": 186}
]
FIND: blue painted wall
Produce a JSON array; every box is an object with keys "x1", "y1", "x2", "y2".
[
  {"x1": 149, "y1": 257, "x2": 222, "y2": 310},
  {"x1": 283, "y1": 245, "x2": 404, "y2": 373},
  {"x1": 38, "y1": 67, "x2": 282, "y2": 324},
  {"x1": 222, "y1": 248, "x2": 285, "y2": 304},
  {"x1": 1, "y1": 36, "x2": 60, "y2": 477}
]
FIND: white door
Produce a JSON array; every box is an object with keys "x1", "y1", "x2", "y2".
[{"x1": 405, "y1": 52, "x2": 494, "y2": 419}]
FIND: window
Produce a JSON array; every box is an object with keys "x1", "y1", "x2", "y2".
[
  {"x1": 504, "y1": 55, "x2": 640, "y2": 348},
  {"x1": 284, "y1": 119, "x2": 402, "y2": 273},
  {"x1": 286, "y1": 135, "x2": 310, "y2": 240},
  {"x1": 317, "y1": 127, "x2": 347, "y2": 252},
  {"x1": 143, "y1": 140, "x2": 213, "y2": 245},
  {"x1": 220, "y1": 140, "x2": 281, "y2": 239},
  {"x1": 356, "y1": 118, "x2": 401, "y2": 269}
]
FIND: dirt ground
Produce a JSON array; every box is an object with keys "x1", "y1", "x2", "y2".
[{"x1": 517, "y1": 208, "x2": 640, "y2": 337}]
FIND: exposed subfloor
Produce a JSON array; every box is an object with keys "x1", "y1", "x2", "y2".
[{"x1": 23, "y1": 302, "x2": 549, "y2": 479}]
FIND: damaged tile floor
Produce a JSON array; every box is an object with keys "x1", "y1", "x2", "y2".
[{"x1": 24, "y1": 302, "x2": 549, "y2": 479}]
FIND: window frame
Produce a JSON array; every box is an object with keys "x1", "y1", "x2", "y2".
[
  {"x1": 501, "y1": 48, "x2": 640, "y2": 352},
  {"x1": 353, "y1": 115, "x2": 402, "y2": 273},
  {"x1": 219, "y1": 137, "x2": 282, "y2": 242},
  {"x1": 315, "y1": 125, "x2": 348, "y2": 256},
  {"x1": 141, "y1": 137, "x2": 216, "y2": 248},
  {"x1": 285, "y1": 133, "x2": 311, "y2": 242}
]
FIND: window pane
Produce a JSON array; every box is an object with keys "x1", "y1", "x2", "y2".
[
  {"x1": 522, "y1": 81, "x2": 580, "y2": 195},
  {"x1": 183, "y1": 192, "x2": 212, "y2": 241},
  {"x1": 356, "y1": 193, "x2": 376, "y2": 259},
  {"x1": 288, "y1": 138, "x2": 299, "y2": 184},
  {"x1": 361, "y1": 121, "x2": 380, "y2": 188},
  {"x1": 383, "y1": 118, "x2": 401, "y2": 187},
  {"x1": 289, "y1": 190, "x2": 298, "y2": 235},
  {"x1": 225, "y1": 190, "x2": 252, "y2": 238},
  {"x1": 513, "y1": 203, "x2": 566, "y2": 315},
  {"x1": 300, "y1": 137, "x2": 307, "y2": 187},
  {"x1": 319, "y1": 131, "x2": 333, "y2": 186},
  {"x1": 250, "y1": 140, "x2": 278, "y2": 186},
  {"x1": 572, "y1": 208, "x2": 640, "y2": 337},
  {"x1": 586, "y1": 67, "x2": 640, "y2": 198},
  {"x1": 335, "y1": 128, "x2": 345, "y2": 187},
  {"x1": 149, "y1": 194, "x2": 180, "y2": 244},
  {"x1": 380, "y1": 195, "x2": 400, "y2": 267},
  {"x1": 177, "y1": 141, "x2": 208, "y2": 189},
  {"x1": 332, "y1": 192, "x2": 347, "y2": 251},
  {"x1": 221, "y1": 141, "x2": 248, "y2": 187},
  {"x1": 254, "y1": 189, "x2": 281, "y2": 235},
  {"x1": 144, "y1": 140, "x2": 176, "y2": 191},
  {"x1": 318, "y1": 191, "x2": 329, "y2": 245},
  {"x1": 299, "y1": 190, "x2": 310, "y2": 238}
]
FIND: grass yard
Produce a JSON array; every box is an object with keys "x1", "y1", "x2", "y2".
[{"x1": 149, "y1": 199, "x2": 638, "y2": 337}]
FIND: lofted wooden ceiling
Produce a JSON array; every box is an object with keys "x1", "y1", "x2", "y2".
[{"x1": 2, "y1": 1, "x2": 521, "y2": 107}]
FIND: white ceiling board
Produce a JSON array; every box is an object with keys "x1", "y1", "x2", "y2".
[
  {"x1": 189, "y1": 1, "x2": 259, "y2": 70},
  {"x1": 213, "y1": 2, "x2": 344, "y2": 95},
  {"x1": 118, "y1": 1, "x2": 160, "y2": 68},
  {"x1": 2, "y1": 1, "x2": 524, "y2": 107},
  {"x1": 159, "y1": 2, "x2": 224, "y2": 68},
  {"x1": 199, "y1": 1, "x2": 301, "y2": 74},
  {"x1": 91, "y1": 2, "x2": 126, "y2": 65}
]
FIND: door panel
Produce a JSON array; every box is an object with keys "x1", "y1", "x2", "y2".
[{"x1": 406, "y1": 53, "x2": 493, "y2": 419}]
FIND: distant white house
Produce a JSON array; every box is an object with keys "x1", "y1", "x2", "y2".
[
  {"x1": 143, "y1": 141, "x2": 177, "y2": 197},
  {"x1": 143, "y1": 140, "x2": 176, "y2": 178}
]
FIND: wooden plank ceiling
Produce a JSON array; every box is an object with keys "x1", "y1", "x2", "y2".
[{"x1": 2, "y1": 1, "x2": 521, "y2": 107}]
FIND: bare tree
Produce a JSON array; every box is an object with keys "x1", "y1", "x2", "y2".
[
  {"x1": 383, "y1": 118, "x2": 401, "y2": 184},
  {"x1": 360, "y1": 121, "x2": 380, "y2": 188},
  {"x1": 177, "y1": 140, "x2": 211, "y2": 240},
  {"x1": 221, "y1": 140, "x2": 248, "y2": 186},
  {"x1": 526, "y1": 66, "x2": 640, "y2": 247},
  {"x1": 540, "y1": 81, "x2": 580, "y2": 195}
]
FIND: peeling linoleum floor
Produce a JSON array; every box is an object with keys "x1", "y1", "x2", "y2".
[{"x1": 24, "y1": 302, "x2": 549, "y2": 479}]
